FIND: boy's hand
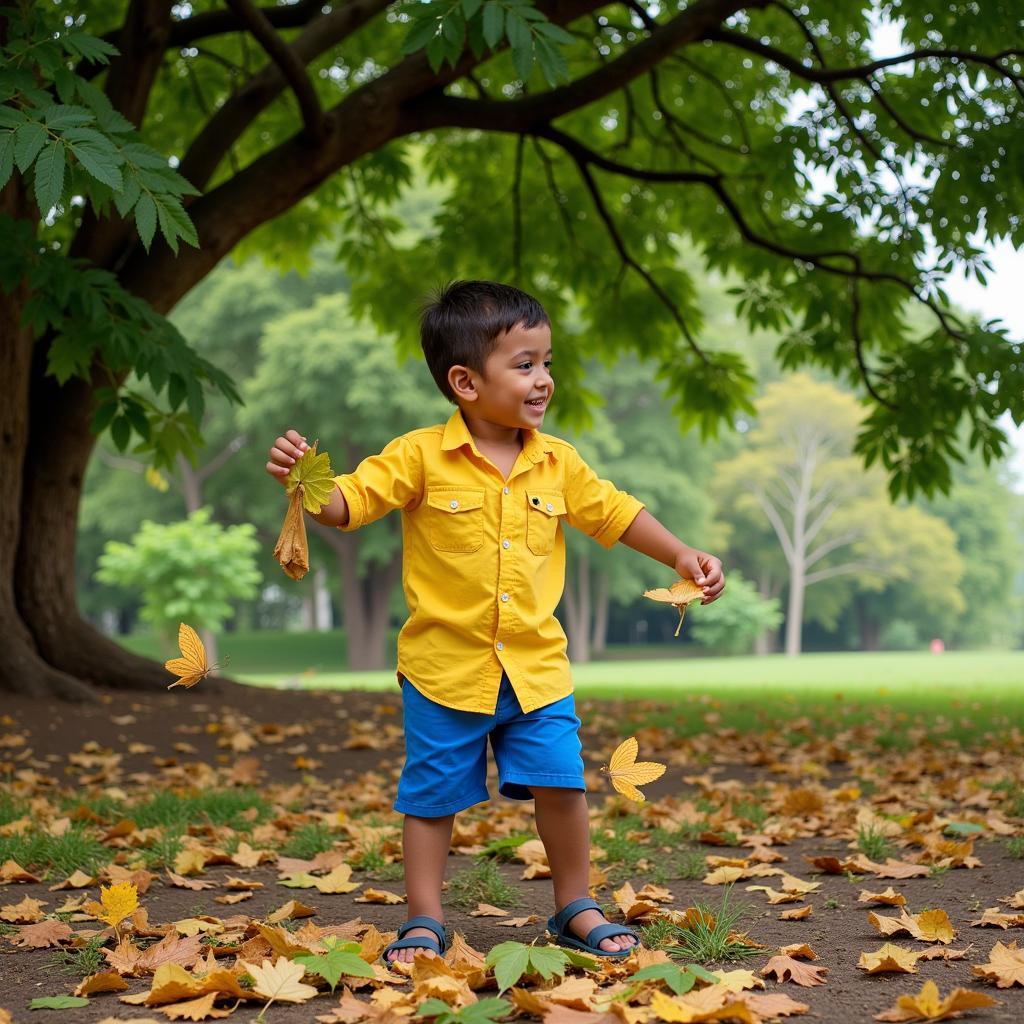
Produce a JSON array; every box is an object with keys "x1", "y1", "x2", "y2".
[
  {"x1": 675, "y1": 547, "x2": 725, "y2": 605},
  {"x1": 266, "y1": 429, "x2": 310, "y2": 488}
]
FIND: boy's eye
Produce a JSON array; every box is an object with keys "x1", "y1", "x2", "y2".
[{"x1": 518, "y1": 361, "x2": 553, "y2": 370}]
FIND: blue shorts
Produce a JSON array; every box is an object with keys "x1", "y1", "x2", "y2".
[{"x1": 393, "y1": 671, "x2": 586, "y2": 818}]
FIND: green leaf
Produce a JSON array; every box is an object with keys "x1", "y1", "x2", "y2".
[
  {"x1": 510, "y1": 38, "x2": 535, "y2": 80},
  {"x1": 28, "y1": 996, "x2": 90, "y2": 1009},
  {"x1": 134, "y1": 193, "x2": 157, "y2": 250},
  {"x1": 534, "y1": 36, "x2": 568, "y2": 87},
  {"x1": 0, "y1": 106, "x2": 28, "y2": 129},
  {"x1": 533, "y1": 21, "x2": 575, "y2": 44},
  {"x1": 425, "y1": 34, "x2": 447, "y2": 73},
  {"x1": 485, "y1": 941, "x2": 570, "y2": 993},
  {"x1": 34, "y1": 139, "x2": 65, "y2": 212},
  {"x1": 416, "y1": 997, "x2": 512, "y2": 1024},
  {"x1": 61, "y1": 32, "x2": 120, "y2": 64},
  {"x1": 401, "y1": 16, "x2": 442, "y2": 55},
  {"x1": 43, "y1": 104, "x2": 94, "y2": 130},
  {"x1": 14, "y1": 121, "x2": 46, "y2": 172},
  {"x1": 504, "y1": 10, "x2": 531, "y2": 49},
  {"x1": 293, "y1": 937, "x2": 375, "y2": 992},
  {"x1": 943, "y1": 822, "x2": 984, "y2": 837},
  {"x1": 461, "y1": 0, "x2": 483, "y2": 17},
  {"x1": 0, "y1": 132, "x2": 15, "y2": 190},
  {"x1": 482, "y1": 4, "x2": 504, "y2": 47},
  {"x1": 65, "y1": 131, "x2": 123, "y2": 190}
]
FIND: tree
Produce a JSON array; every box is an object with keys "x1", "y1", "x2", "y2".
[
  {"x1": 240, "y1": 291, "x2": 451, "y2": 668},
  {"x1": 2, "y1": 1, "x2": 1023, "y2": 698},
  {"x1": 714, "y1": 374, "x2": 964, "y2": 654}
]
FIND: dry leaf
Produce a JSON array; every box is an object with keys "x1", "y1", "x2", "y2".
[
  {"x1": 971, "y1": 939, "x2": 1024, "y2": 987},
  {"x1": 241, "y1": 957, "x2": 318, "y2": 1003},
  {"x1": 273, "y1": 441, "x2": 334, "y2": 581},
  {"x1": 873, "y1": 979, "x2": 995, "y2": 1021},
  {"x1": 642, "y1": 578, "x2": 704, "y2": 637},
  {"x1": 74, "y1": 970, "x2": 131, "y2": 995},
  {"x1": 354, "y1": 889, "x2": 405, "y2": 904},
  {"x1": 164, "y1": 623, "x2": 225, "y2": 689},
  {"x1": 759, "y1": 956, "x2": 828, "y2": 987},
  {"x1": 858, "y1": 944, "x2": 922, "y2": 975},
  {"x1": 600, "y1": 737, "x2": 666, "y2": 803},
  {"x1": 9, "y1": 919, "x2": 73, "y2": 948}
]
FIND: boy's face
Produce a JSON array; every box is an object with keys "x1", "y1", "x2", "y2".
[{"x1": 450, "y1": 321, "x2": 554, "y2": 431}]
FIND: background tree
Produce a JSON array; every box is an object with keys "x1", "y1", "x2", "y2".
[
  {"x1": 714, "y1": 374, "x2": 965, "y2": 654},
  {"x1": 3, "y1": 1, "x2": 1023, "y2": 697}
]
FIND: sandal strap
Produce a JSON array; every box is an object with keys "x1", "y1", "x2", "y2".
[
  {"x1": 550, "y1": 897, "x2": 602, "y2": 934},
  {"x1": 586, "y1": 922, "x2": 638, "y2": 948},
  {"x1": 385, "y1": 934, "x2": 443, "y2": 956},
  {"x1": 396, "y1": 915, "x2": 447, "y2": 950}
]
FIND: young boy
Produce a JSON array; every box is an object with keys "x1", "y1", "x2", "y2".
[{"x1": 266, "y1": 281, "x2": 724, "y2": 964}]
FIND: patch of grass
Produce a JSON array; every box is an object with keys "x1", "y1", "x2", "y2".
[
  {"x1": 0, "y1": 793, "x2": 29, "y2": 827},
  {"x1": 659, "y1": 885, "x2": 761, "y2": 963},
  {"x1": 280, "y1": 822, "x2": 337, "y2": 859},
  {"x1": 475, "y1": 834, "x2": 533, "y2": 862},
  {"x1": 446, "y1": 860, "x2": 519, "y2": 912},
  {"x1": 928, "y1": 863, "x2": 950, "y2": 878},
  {"x1": 139, "y1": 830, "x2": 184, "y2": 870},
  {"x1": 0, "y1": 827, "x2": 107, "y2": 878},
  {"x1": 856, "y1": 824, "x2": 894, "y2": 861},
  {"x1": 351, "y1": 842, "x2": 404, "y2": 881},
  {"x1": 1007, "y1": 837, "x2": 1024, "y2": 859},
  {"x1": 45, "y1": 935, "x2": 107, "y2": 977},
  {"x1": 130, "y1": 789, "x2": 272, "y2": 832},
  {"x1": 824, "y1": 897, "x2": 840, "y2": 909}
]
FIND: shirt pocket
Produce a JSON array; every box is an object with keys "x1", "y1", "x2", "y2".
[
  {"x1": 425, "y1": 487, "x2": 486, "y2": 552},
  {"x1": 525, "y1": 490, "x2": 567, "y2": 555}
]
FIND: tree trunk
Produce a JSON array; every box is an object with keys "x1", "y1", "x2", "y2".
[
  {"x1": 785, "y1": 569, "x2": 804, "y2": 656},
  {"x1": 562, "y1": 548, "x2": 591, "y2": 663},
  {"x1": 855, "y1": 593, "x2": 881, "y2": 651},
  {"x1": 754, "y1": 568, "x2": 773, "y2": 655},
  {"x1": 332, "y1": 529, "x2": 401, "y2": 670},
  {"x1": 591, "y1": 569, "x2": 609, "y2": 656}
]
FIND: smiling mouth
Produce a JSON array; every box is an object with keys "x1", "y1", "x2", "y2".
[{"x1": 526, "y1": 398, "x2": 547, "y2": 408}]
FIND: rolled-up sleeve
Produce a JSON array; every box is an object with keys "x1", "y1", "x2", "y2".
[
  {"x1": 333, "y1": 436, "x2": 423, "y2": 531},
  {"x1": 563, "y1": 446, "x2": 645, "y2": 549}
]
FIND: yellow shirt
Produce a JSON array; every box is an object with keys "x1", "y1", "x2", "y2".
[{"x1": 333, "y1": 408, "x2": 645, "y2": 714}]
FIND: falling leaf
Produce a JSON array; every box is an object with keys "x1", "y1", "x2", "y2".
[
  {"x1": 240, "y1": 956, "x2": 319, "y2": 1004},
  {"x1": 858, "y1": 944, "x2": 922, "y2": 975},
  {"x1": 873, "y1": 979, "x2": 995, "y2": 1021},
  {"x1": 971, "y1": 939, "x2": 1024, "y2": 987},
  {"x1": 759, "y1": 956, "x2": 828, "y2": 987},
  {"x1": 600, "y1": 737, "x2": 666, "y2": 803},
  {"x1": 164, "y1": 623, "x2": 226, "y2": 690},
  {"x1": 643, "y1": 578, "x2": 704, "y2": 637},
  {"x1": 273, "y1": 440, "x2": 334, "y2": 581}
]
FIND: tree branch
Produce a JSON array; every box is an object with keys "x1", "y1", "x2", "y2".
[
  {"x1": 805, "y1": 559, "x2": 885, "y2": 586},
  {"x1": 224, "y1": 0, "x2": 325, "y2": 144}
]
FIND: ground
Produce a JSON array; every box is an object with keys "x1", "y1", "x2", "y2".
[{"x1": 1, "y1": 680, "x2": 1022, "y2": 1023}]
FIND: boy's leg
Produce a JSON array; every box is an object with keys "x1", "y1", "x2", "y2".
[
  {"x1": 532, "y1": 787, "x2": 637, "y2": 953},
  {"x1": 387, "y1": 812, "x2": 456, "y2": 964}
]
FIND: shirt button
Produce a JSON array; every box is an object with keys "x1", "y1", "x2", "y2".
[
  {"x1": 501, "y1": 593, "x2": 509, "y2": 602},
  {"x1": 450, "y1": 500, "x2": 458, "y2": 509},
  {"x1": 496, "y1": 641, "x2": 504, "y2": 651},
  {"x1": 546, "y1": 502, "x2": 554, "y2": 511},
  {"x1": 503, "y1": 486, "x2": 509, "y2": 494},
  {"x1": 502, "y1": 539, "x2": 510, "y2": 550}
]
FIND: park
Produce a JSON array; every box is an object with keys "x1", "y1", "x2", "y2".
[{"x1": 1, "y1": 1, "x2": 1023, "y2": 1021}]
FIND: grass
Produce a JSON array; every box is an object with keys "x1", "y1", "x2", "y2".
[
  {"x1": 280, "y1": 822, "x2": 337, "y2": 859},
  {"x1": 0, "y1": 827, "x2": 108, "y2": 878},
  {"x1": 856, "y1": 824, "x2": 895, "y2": 861},
  {"x1": 639, "y1": 885, "x2": 761, "y2": 963},
  {"x1": 1008, "y1": 837, "x2": 1024, "y2": 858},
  {"x1": 45, "y1": 935, "x2": 107, "y2": 977},
  {"x1": 446, "y1": 860, "x2": 520, "y2": 911}
]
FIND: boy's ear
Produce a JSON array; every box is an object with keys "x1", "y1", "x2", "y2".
[{"x1": 448, "y1": 364, "x2": 479, "y2": 403}]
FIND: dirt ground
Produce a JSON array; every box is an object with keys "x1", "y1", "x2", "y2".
[{"x1": 1, "y1": 680, "x2": 1022, "y2": 1023}]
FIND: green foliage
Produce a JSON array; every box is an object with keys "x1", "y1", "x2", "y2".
[
  {"x1": 281, "y1": 822, "x2": 338, "y2": 860},
  {"x1": 94, "y1": 507, "x2": 262, "y2": 645},
  {"x1": 0, "y1": 827, "x2": 107, "y2": 878},
  {"x1": 484, "y1": 941, "x2": 596, "y2": 993},
  {"x1": 416, "y1": 998, "x2": 514, "y2": 1024},
  {"x1": 615, "y1": 962, "x2": 719, "y2": 999},
  {"x1": 660, "y1": 886, "x2": 760, "y2": 963},
  {"x1": 856, "y1": 824, "x2": 894, "y2": 861},
  {"x1": 293, "y1": 937, "x2": 376, "y2": 992},
  {"x1": 446, "y1": 860, "x2": 520, "y2": 911},
  {"x1": 27, "y1": 996, "x2": 90, "y2": 1009},
  {"x1": 687, "y1": 571, "x2": 782, "y2": 655},
  {"x1": 46, "y1": 935, "x2": 108, "y2": 978}
]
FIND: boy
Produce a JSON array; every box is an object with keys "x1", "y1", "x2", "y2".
[{"x1": 266, "y1": 281, "x2": 724, "y2": 964}]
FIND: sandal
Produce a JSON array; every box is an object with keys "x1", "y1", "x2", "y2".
[
  {"x1": 547, "y1": 896, "x2": 640, "y2": 958},
  {"x1": 381, "y1": 915, "x2": 448, "y2": 964}
]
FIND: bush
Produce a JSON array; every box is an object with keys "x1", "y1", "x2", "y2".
[{"x1": 688, "y1": 571, "x2": 782, "y2": 655}]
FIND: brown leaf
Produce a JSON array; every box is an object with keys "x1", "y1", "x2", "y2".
[
  {"x1": 159, "y1": 993, "x2": 236, "y2": 1020},
  {"x1": 779, "y1": 905, "x2": 812, "y2": 921},
  {"x1": 74, "y1": 970, "x2": 130, "y2": 995},
  {"x1": 0, "y1": 895, "x2": 47, "y2": 922},
  {"x1": 469, "y1": 903, "x2": 509, "y2": 917},
  {"x1": 858, "y1": 887, "x2": 908, "y2": 907},
  {"x1": 354, "y1": 889, "x2": 405, "y2": 905},
  {"x1": 744, "y1": 992, "x2": 810, "y2": 1018},
  {"x1": 9, "y1": 918, "x2": 73, "y2": 948},
  {"x1": 971, "y1": 939, "x2": 1024, "y2": 987},
  {"x1": 760, "y1": 956, "x2": 828, "y2": 987},
  {"x1": 274, "y1": 483, "x2": 311, "y2": 581}
]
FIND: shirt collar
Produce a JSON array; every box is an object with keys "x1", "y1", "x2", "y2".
[{"x1": 441, "y1": 407, "x2": 556, "y2": 464}]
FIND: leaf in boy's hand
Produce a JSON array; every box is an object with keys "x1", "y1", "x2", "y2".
[
  {"x1": 164, "y1": 622, "x2": 227, "y2": 689},
  {"x1": 600, "y1": 737, "x2": 666, "y2": 803},
  {"x1": 643, "y1": 578, "x2": 704, "y2": 637},
  {"x1": 274, "y1": 439, "x2": 334, "y2": 581}
]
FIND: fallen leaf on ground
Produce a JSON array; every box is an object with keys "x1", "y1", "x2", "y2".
[
  {"x1": 241, "y1": 956, "x2": 319, "y2": 1003},
  {"x1": 858, "y1": 944, "x2": 922, "y2": 975},
  {"x1": 971, "y1": 940, "x2": 1024, "y2": 987},
  {"x1": 759, "y1": 956, "x2": 828, "y2": 987},
  {"x1": 873, "y1": 979, "x2": 995, "y2": 1021}
]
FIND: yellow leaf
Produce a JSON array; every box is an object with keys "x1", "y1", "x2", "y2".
[
  {"x1": 164, "y1": 623, "x2": 226, "y2": 690},
  {"x1": 971, "y1": 939, "x2": 1024, "y2": 988},
  {"x1": 600, "y1": 737, "x2": 666, "y2": 803},
  {"x1": 858, "y1": 944, "x2": 921, "y2": 975},
  {"x1": 273, "y1": 441, "x2": 334, "y2": 581},
  {"x1": 85, "y1": 881, "x2": 138, "y2": 927},
  {"x1": 873, "y1": 979, "x2": 995, "y2": 1021},
  {"x1": 643, "y1": 578, "x2": 703, "y2": 637},
  {"x1": 240, "y1": 957, "x2": 319, "y2": 1004}
]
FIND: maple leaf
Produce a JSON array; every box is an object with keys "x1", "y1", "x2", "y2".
[
  {"x1": 759, "y1": 955, "x2": 828, "y2": 986},
  {"x1": 648, "y1": 989, "x2": 755, "y2": 1023},
  {"x1": 164, "y1": 623, "x2": 227, "y2": 689},
  {"x1": 485, "y1": 941, "x2": 586, "y2": 993},
  {"x1": 858, "y1": 944, "x2": 921, "y2": 975},
  {"x1": 84, "y1": 880, "x2": 139, "y2": 928},
  {"x1": 294, "y1": 936, "x2": 375, "y2": 992},
  {"x1": 159, "y1": 992, "x2": 235, "y2": 1020},
  {"x1": 240, "y1": 956, "x2": 319, "y2": 1005},
  {"x1": 416, "y1": 996, "x2": 513, "y2": 1024},
  {"x1": 971, "y1": 939, "x2": 1024, "y2": 987},
  {"x1": 273, "y1": 440, "x2": 333, "y2": 581},
  {"x1": 600, "y1": 737, "x2": 666, "y2": 803},
  {"x1": 10, "y1": 918, "x2": 73, "y2": 948},
  {"x1": 873, "y1": 979, "x2": 995, "y2": 1021},
  {"x1": 643, "y1": 578, "x2": 704, "y2": 637}
]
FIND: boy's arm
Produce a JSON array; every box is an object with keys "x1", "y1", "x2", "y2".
[
  {"x1": 619, "y1": 509, "x2": 724, "y2": 604},
  {"x1": 310, "y1": 485, "x2": 349, "y2": 528}
]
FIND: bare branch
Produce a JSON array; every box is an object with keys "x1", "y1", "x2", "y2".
[
  {"x1": 224, "y1": 0, "x2": 325, "y2": 144},
  {"x1": 805, "y1": 559, "x2": 886, "y2": 585}
]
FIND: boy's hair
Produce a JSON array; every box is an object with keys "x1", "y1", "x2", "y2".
[{"x1": 420, "y1": 280, "x2": 550, "y2": 403}]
